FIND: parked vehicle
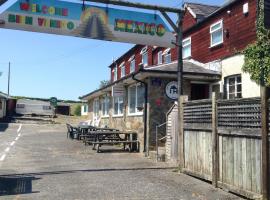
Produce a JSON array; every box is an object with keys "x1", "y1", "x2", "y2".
[{"x1": 15, "y1": 99, "x2": 53, "y2": 116}]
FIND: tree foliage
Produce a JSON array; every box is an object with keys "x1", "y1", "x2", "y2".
[
  {"x1": 99, "y1": 80, "x2": 110, "y2": 88},
  {"x1": 73, "y1": 104, "x2": 82, "y2": 116},
  {"x1": 243, "y1": 0, "x2": 270, "y2": 86}
]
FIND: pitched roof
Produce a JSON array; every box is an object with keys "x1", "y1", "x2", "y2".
[
  {"x1": 146, "y1": 60, "x2": 221, "y2": 75},
  {"x1": 185, "y1": 3, "x2": 220, "y2": 21},
  {"x1": 80, "y1": 60, "x2": 221, "y2": 100},
  {"x1": 0, "y1": 91, "x2": 9, "y2": 99}
]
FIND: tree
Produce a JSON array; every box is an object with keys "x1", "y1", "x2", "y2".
[
  {"x1": 74, "y1": 104, "x2": 81, "y2": 116},
  {"x1": 243, "y1": 0, "x2": 270, "y2": 86},
  {"x1": 99, "y1": 80, "x2": 110, "y2": 88}
]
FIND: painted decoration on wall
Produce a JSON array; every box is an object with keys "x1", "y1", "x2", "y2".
[
  {"x1": 165, "y1": 81, "x2": 178, "y2": 100},
  {"x1": 0, "y1": 0, "x2": 176, "y2": 47}
]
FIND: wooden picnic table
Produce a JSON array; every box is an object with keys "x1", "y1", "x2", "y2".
[
  {"x1": 77, "y1": 125, "x2": 119, "y2": 140},
  {"x1": 87, "y1": 131, "x2": 138, "y2": 153}
]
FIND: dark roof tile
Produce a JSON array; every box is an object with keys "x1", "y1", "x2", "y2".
[{"x1": 186, "y1": 3, "x2": 220, "y2": 20}]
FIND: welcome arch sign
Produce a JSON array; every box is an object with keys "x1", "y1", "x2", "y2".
[{"x1": 0, "y1": 0, "x2": 176, "y2": 47}]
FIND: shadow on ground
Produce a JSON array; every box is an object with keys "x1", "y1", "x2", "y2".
[
  {"x1": 0, "y1": 123, "x2": 9, "y2": 132},
  {"x1": 0, "y1": 167, "x2": 175, "y2": 178},
  {"x1": 0, "y1": 175, "x2": 40, "y2": 196}
]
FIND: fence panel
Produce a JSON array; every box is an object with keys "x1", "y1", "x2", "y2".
[
  {"x1": 218, "y1": 131, "x2": 262, "y2": 199},
  {"x1": 183, "y1": 100, "x2": 213, "y2": 180},
  {"x1": 166, "y1": 97, "x2": 269, "y2": 199}
]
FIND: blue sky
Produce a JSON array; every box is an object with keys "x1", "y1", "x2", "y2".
[{"x1": 0, "y1": 0, "x2": 225, "y2": 100}]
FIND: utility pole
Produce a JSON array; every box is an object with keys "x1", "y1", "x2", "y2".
[{"x1": 8, "y1": 62, "x2": 10, "y2": 96}]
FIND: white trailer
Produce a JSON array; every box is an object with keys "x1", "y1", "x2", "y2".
[{"x1": 16, "y1": 99, "x2": 53, "y2": 116}]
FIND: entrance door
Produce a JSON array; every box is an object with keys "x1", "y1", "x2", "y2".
[{"x1": 190, "y1": 84, "x2": 210, "y2": 100}]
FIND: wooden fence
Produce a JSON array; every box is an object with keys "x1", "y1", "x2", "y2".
[{"x1": 167, "y1": 94, "x2": 270, "y2": 200}]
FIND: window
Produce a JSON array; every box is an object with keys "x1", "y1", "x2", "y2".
[
  {"x1": 43, "y1": 105, "x2": 51, "y2": 110},
  {"x1": 113, "y1": 96, "x2": 123, "y2": 116},
  {"x1": 130, "y1": 59, "x2": 135, "y2": 73},
  {"x1": 158, "y1": 51, "x2": 162, "y2": 65},
  {"x1": 225, "y1": 75, "x2": 242, "y2": 99},
  {"x1": 83, "y1": 104, "x2": 88, "y2": 113},
  {"x1": 128, "y1": 84, "x2": 145, "y2": 115},
  {"x1": 93, "y1": 99, "x2": 99, "y2": 117},
  {"x1": 183, "y1": 37, "x2": 191, "y2": 59},
  {"x1": 210, "y1": 20, "x2": 223, "y2": 47},
  {"x1": 101, "y1": 97, "x2": 110, "y2": 117},
  {"x1": 113, "y1": 66, "x2": 117, "y2": 81},
  {"x1": 16, "y1": 104, "x2": 25, "y2": 109},
  {"x1": 140, "y1": 47, "x2": 148, "y2": 67},
  {"x1": 0, "y1": 101, "x2": 2, "y2": 110},
  {"x1": 163, "y1": 48, "x2": 171, "y2": 64},
  {"x1": 120, "y1": 63, "x2": 125, "y2": 78}
]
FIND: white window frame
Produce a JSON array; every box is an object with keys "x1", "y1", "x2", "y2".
[
  {"x1": 128, "y1": 84, "x2": 144, "y2": 116},
  {"x1": 182, "y1": 37, "x2": 191, "y2": 59},
  {"x1": 93, "y1": 99, "x2": 99, "y2": 118},
  {"x1": 225, "y1": 75, "x2": 242, "y2": 99},
  {"x1": 84, "y1": 104, "x2": 88, "y2": 113},
  {"x1": 120, "y1": 62, "x2": 125, "y2": 78},
  {"x1": 101, "y1": 96, "x2": 110, "y2": 117},
  {"x1": 157, "y1": 51, "x2": 163, "y2": 65},
  {"x1": 113, "y1": 96, "x2": 124, "y2": 117},
  {"x1": 210, "y1": 20, "x2": 223, "y2": 47},
  {"x1": 113, "y1": 65, "x2": 118, "y2": 81},
  {"x1": 163, "y1": 48, "x2": 171, "y2": 64},
  {"x1": 130, "y1": 59, "x2": 135, "y2": 73},
  {"x1": 140, "y1": 47, "x2": 148, "y2": 67}
]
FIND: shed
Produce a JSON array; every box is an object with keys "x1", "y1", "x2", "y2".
[
  {"x1": 56, "y1": 102, "x2": 70, "y2": 115},
  {"x1": 0, "y1": 92, "x2": 9, "y2": 119}
]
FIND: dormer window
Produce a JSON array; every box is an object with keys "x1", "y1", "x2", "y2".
[
  {"x1": 163, "y1": 48, "x2": 171, "y2": 64},
  {"x1": 183, "y1": 37, "x2": 191, "y2": 59},
  {"x1": 120, "y1": 62, "x2": 125, "y2": 78},
  {"x1": 129, "y1": 55, "x2": 135, "y2": 73},
  {"x1": 140, "y1": 47, "x2": 148, "y2": 67},
  {"x1": 158, "y1": 51, "x2": 163, "y2": 65},
  {"x1": 210, "y1": 20, "x2": 223, "y2": 47},
  {"x1": 113, "y1": 65, "x2": 117, "y2": 81}
]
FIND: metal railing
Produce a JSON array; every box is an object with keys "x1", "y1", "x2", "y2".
[{"x1": 155, "y1": 122, "x2": 167, "y2": 162}]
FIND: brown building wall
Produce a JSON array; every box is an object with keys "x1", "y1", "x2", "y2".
[{"x1": 184, "y1": 0, "x2": 257, "y2": 63}]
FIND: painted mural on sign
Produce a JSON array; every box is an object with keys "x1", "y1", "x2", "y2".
[{"x1": 0, "y1": 0, "x2": 175, "y2": 47}]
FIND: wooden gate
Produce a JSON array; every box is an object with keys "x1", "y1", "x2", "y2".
[{"x1": 166, "y1": 103, "x2": 178, "y2": 163}]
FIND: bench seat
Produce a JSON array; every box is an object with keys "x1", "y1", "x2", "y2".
[{"x1": 92, "y1": 140, "x2": 139, "y2": 152}]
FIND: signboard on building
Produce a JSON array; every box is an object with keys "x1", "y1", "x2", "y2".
[
  {"x1": 265, "y1": 0, "x2": 270, "y2": 29},
  {"x1": 112, "y1": 85, "x2": 124, "y2": 97},
  {"x1": 165, "y1": 81, "x2": 178, "y2": 100},
  {"x1": 0, "y1": 0, "x2": 175, "y2": 47}
]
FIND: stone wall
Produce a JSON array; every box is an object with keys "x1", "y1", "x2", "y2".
[{"x1": 86, "y1": 77, "x2": 191, "y2": 153}]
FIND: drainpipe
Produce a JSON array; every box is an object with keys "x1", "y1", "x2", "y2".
[{"x1": 132, "y1": 72, "x2": 148, "y2": 156}]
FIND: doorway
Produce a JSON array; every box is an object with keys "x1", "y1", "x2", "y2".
[{"x1": 190, "y1": 83, "x2": 210, "y2": 100}]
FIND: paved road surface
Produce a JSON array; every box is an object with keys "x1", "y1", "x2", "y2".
[{"x1": 0, "y1": 124, "x2": 242, "y2": 200}]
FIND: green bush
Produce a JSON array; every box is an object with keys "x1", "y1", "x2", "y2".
[{"x1": 74, "y1": 104, "x2": 81, "y2": 116}]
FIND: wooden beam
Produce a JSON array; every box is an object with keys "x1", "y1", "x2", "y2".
[
  {"x1": 160, "y1": 11, "x2": 178, "y2": 33},
  {"x1": 212, "y1": 92, "x2": 218, "y2": 187},
  {"x1": 261, "y1": 86, "x2": 269, "y2": 200},
  {"x1": 82, "y1": 0, "x2": 183, "y2": 13},
  {"x1": 178, "y1": 95, "x2": 188, "y2": 171}
]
